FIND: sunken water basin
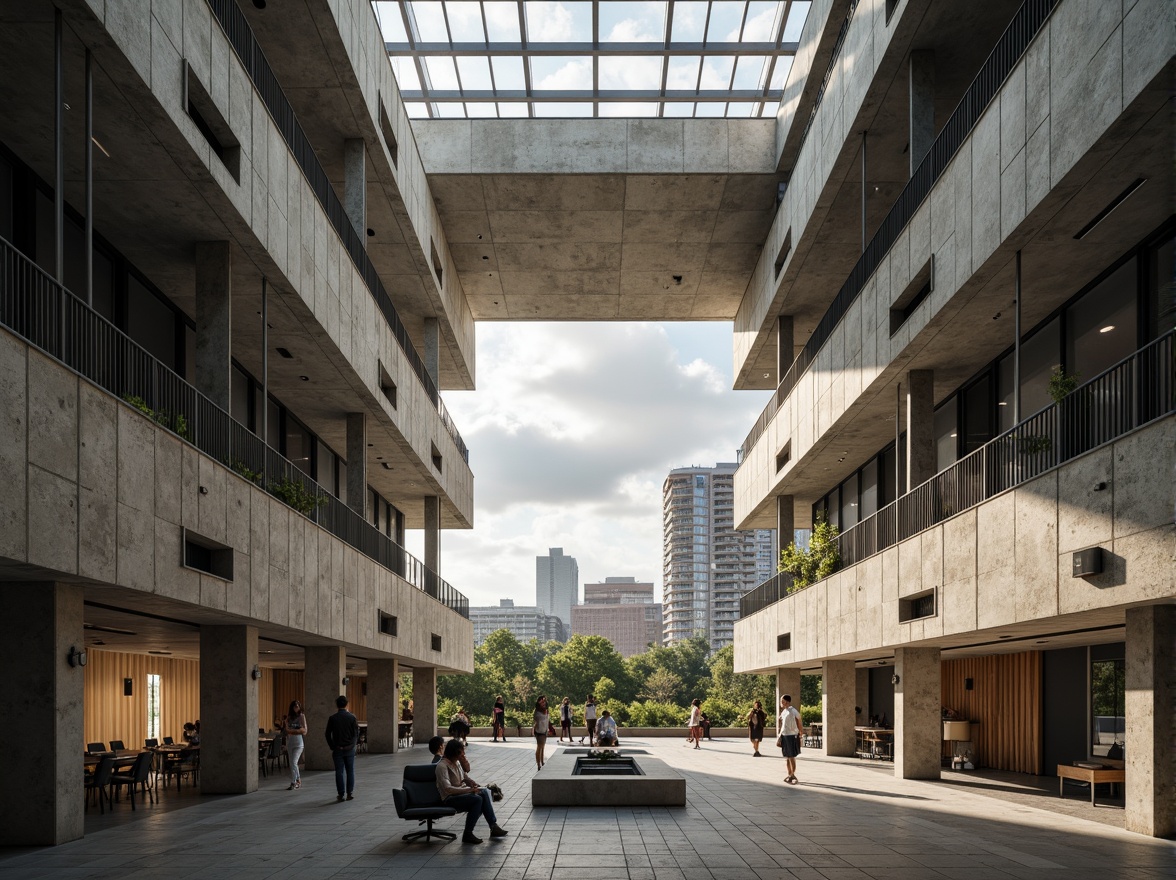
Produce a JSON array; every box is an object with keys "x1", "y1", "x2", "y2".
[{"x1": 531, "y1": 749, "x2": 686, "y2": 806}]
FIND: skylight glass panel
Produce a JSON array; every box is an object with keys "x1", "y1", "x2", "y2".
[
  {"x1": 743, "y1": 2, "x2": 781, "y2": 41},
  {"x1": 497, "y1": 102, "x2": 530, "y2": 117},
  {"x1": 769, "y1": 56, "x2": 793, "y2": 90},
  {"x1": 467, "y1": 101, "x2": 500, "y2": 118},
  {"x1": 731, "y1": 56, "x2": 769, "y2": 90},
  {"x1": 783, "y1": 1, "x2": 812, "y2": 42},
  {"x1": 600, "y1": 102, "x2": 658, "y2": 117},
  {"x1": 666, "y1": 55, "x2": 703, "y2": 90},
  {"x1": 524, "y1": 2, "x2": 593, "y2": 42},
  {"x1": 531, "y1": 56, "x2": 593, "y2": 90},
  {"x1": 411, "y1": 2, "x2": 451, "y2": 42},
  {"x1": 698, "y1": 56, "x2": 735, "y2": 88},
  {"x1": 662, "y1": 101, "x2": 696, "y2": 117},
  {"x1": 727, "y1": 101, "x2": 757, "y2": 117},
  {"x1": 456, "y1": 55, "x2": 493, "y2": 89},
  {"x1": 670, "y1": 2, "x2": 709, "y2": 41},
  {"x1": 390, "y1": 57, "x2": 422, "y2": 92},
  {"x1": 491, "y1": 55, "x2": 527, "y2": 91},
  {"x1": 599, "y1": 55, "x2": 664, "y2": 91},
  {"x1": 534, "y1": 101, "x2": 594, "y2": 117},
  {"x1": 694, "y1": 101, "x2": 727, "y2": 117},
  {"x1": 374, "y1": 2, "x2": 408, "y2": 43},
  {"x1": 444, "y1": 2, "x2": 486, "y2": 42},
  {"x1": 405, "y1": 102, "x2": 429, "y2": 118},
  {"x1": 424, "y1": 55, "x2": 461, "y2": 90},
  {"x1": 483, "y1": 2, "x2": 521, "y2": 41},
  {"x1": 706, "y1": 1, "x2": 746, "y2": 41},
  {"x1": 436, "y1": 102, "x2": 467, "y2": 118},
  {"x1": 599, "y1": 2, "x2": 666, "y2": 41}
]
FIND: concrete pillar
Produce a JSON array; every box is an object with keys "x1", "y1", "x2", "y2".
[
  {"x1": 195, "y1": 241, "x2": 231, "y2": 411},
  {"x1": 909, "y1": 50, "x2": 935, "y2": 176},
  {"x1": 199, "y1": 625, "x2": 259, "y2": 794},
  {"x1": 1125, "y1": 605, "x2": 1175, "y2": 837},
  {"x1": 304, "y1": 646, "x2": 346, "y2": 771},
  {"x1": 823, "y1": 659, "x2": 857, "y2": 757},
  {"x1": 343, "y1": 138, "x2": 366, "y2": 234},
  {"x1": 776, "y1": 315, "x2": 794, "y2": 383},
  {"x1": 894, "y1": 646, "x2": 941, "y2": 779},
  {"x1": 423, "y1": 317, "x2": 440, "y2": 388},
  {"x1": 346, "y1": 412, "x2": 367, "y2": 517},
  {"x1": 855, "y1": 667, "x2": 871, "y2": 726},
  {"x1": 0, "y1": 582, "x2": 84, "y2": 845},
  {"x1": 776, "y1": 667, "x2": 800, "y2": 732},
  {"x1": 777, "y1": 495, "x2": 795, "y2": 549},
  {"x1": 906, "y1": 369, "x2": 935, "y2": 491},
  {"x1": 424, "y1": 495, "x2": 441, "y2": 598},
  {"x1": 366, "y1": 658, "x2": 400, "y2": 754},
  {"x1": 413, "y1": 666, "x2": 438, "y2": 744}
]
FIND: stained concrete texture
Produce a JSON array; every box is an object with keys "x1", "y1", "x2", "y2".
[{"x1": 2, "y1": 736, "x2": 1172, "y2": 878}]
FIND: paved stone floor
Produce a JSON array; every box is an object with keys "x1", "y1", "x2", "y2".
[{"x1": 2, "y1": 736, "x2": 1172, "y2": 879}]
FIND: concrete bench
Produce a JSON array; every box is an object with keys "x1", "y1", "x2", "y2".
[{"x1": 1057, "y1": 764, "x2": 1124, "y2": 806}]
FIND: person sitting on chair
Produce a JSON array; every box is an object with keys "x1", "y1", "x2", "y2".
[
  {"x1": 435, "y1": 739, "x2": 508, "y2": 845},
  {"x1": 595, "y1": 710, "x2": 619, "y2": 747}
]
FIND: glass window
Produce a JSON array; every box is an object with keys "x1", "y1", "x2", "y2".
[
  {"x1": 934, "y1": 397, "x2": 958, "y2": 473},
  {"x1": 285, "y1": 416, "x2": 313, "y2": 476},
  {"x1": 34, "y1": 188, "x2": 53, "y2": 274},
  {"x1": 184, "y1": 325, "x2": 196, "y2": 383},
  {"x1": 126, "y1": 275, "x2": 177, "y2": 371},
  {"x1": 1067, "y1": 259, "x2": 1138, "y2": 381},
  {"x1": 369, "y1": 488, "x2": 379, "y2": 527},
  {"x1": 997, "y1": 353, "x2": 1015, "y2": 432},
  {"x1": 146, "y1": 673, "x2": 161, "y2": 740},
  {"x1": 1019, "y1": 317, "x2": 1060, "y2": 418},
  {"x1": 839, "y1": 473, "x2": 858, "y2": 530},
  {"x1": 266, "y1": 398, "x2": 281, "y2": 450},
  {"x1": 962, "y1": 375, "x2": 992, "y2": 454},
  {"x1": 337, "y1": 459, "x2": 347, "y2": 505},
  {"x1": 317, "y1": 440, "x2": 337, "y2": 496},
  {"x1": 1091, "y1": 657, "x2": 1124, "y2": 758},
  {"x1": 92, "y1": 247, "x2": 115, "y2": 322},
  {"x1": 880, "y1": 444, "x2": 898, "y2": 506},
  {"x1": 861, "y1": 458, "x2": 879, "y2": 519},
  {"x1": 230, "y1": 365, "x2": 250, "y2": 429},
  {"x1": 0, "y1": 153, "x2": 11, "y2": 241},
  {"x1": 1147, "y1": 231, "x2": 1174, "y2": 341}
]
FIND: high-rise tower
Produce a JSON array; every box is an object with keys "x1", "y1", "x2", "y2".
[{"x1": 536, "y1": 548, "x2": 578, "y2": 640}]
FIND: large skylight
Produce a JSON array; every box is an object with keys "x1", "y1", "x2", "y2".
[{"x1": 373, "y1": 1, "x2": 810, "y2": 119}]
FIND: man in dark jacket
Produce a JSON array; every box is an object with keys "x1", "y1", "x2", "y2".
[{"x1": 325, "y1": 695, "x2": 359, "y2": 801}]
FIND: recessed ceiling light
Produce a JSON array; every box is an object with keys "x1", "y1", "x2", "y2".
[
  {"x1": 299, "y1": 375, "x2": 309, "y2": 381},
  {"x1": 366, "y1": 228, "x2": 375, "y2": 237},
  {"x1": 276, "y1": 347, "x2": 293, "y2": 359},
  {"x1": 998, "y1": 401, "x2": 1008, "y2": 406},
  {"x1": 1099, "y1": 325, "x2": 1115, "y2": 333}
]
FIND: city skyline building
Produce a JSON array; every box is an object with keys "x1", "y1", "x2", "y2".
[
  {"x1": 662, "y1": 464, "x2": 778, "y2": 649},
  {"x1": 571, "y1": 577, "x2": 663, "y2": 657},
  {"x1": 470, "y1": 599, "x2": 566, "y2": 646},
  {"x1": 536, "y1": 547, "x2": 579, "y2": 641}
]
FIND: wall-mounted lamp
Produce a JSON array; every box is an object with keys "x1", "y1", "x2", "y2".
[
  {"x1": 67, "y1": 646, "x2": 88, "y2": 667},
  {"x1": 251, "y1": 664, "x2": 261, "y2": 680},
  {"x1": 198, "y1": 485, "x2": 209, "y2": 495},
  {"x1": 891, "y1": 674, "x2": 900, "y2": 685},
  {"x1": 342, "y1": 676, "x2": 351, "y2": 687}
]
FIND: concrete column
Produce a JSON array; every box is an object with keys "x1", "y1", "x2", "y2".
[
  {"x1": 346, "y1": 412, "x2": 367, "y2": 517},
  {"x1": 894, "y1": 646, "x2": 941, "y2": 779},
  {"x1": 823, "y1": 659, "x2": 857, "y2": 757},
  {"x1": 1125, "y1": 605, "x2": 1175, "y2": 837},
  {"x1": 423, "y1": 317, "x2": 440, "y2": 388},
  {"x1": 194, "y1": 241, "x2": 232, "y2": 411},
  {"x1": 0, "y1": 582, "x2": 84, "y2": 845},
  {"x1": 424, "y1": 495, "x2": 441, "y2": 598},
  {"x1": 413, "y1": 666, "x2": 438, "y2": 744},
  {"x1": 777, "y1": 495, "x2": 795, "y2": 549},
  {"x1": 199, "y1": 625, "x2": 259, "y2": 794},
  {"x1": 908, "y1": 50, "x2": 935, "y2": 176},
  {"x1": 304, "y1": 646, "x2": 346, "y2": 771},
  {"x1": 366, "y1": 658, "x2": 400, "y2": 754},
  {"x1": 776, "y1": 667, "x2": 800, "y2": 732},
  {"x1": 776, "y1": 315, "x2": 794, "y2": 383},
  {"x1": 343, "y1": 138, "x2": 366, "y2": 234},
  {"x1": 855, "y1": 667, "x2": 871, "y2": 726},
  {"x1": 906, "y1": 369, "x2": 935, "y2": 491}
]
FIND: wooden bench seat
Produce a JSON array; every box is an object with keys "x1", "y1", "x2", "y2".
[{"x1": 1057, "y1": 764, "x2": 1124, "y2": 806}]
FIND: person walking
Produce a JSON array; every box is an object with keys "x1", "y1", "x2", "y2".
[
  {"x1": 580, "y1": 694, "x2": 597, "y2": 745},
  {"x1": 533, "y1": 695, "x2": 551, "y2": 770},
  {"x1": 491, "y1": 695, "x2": 506, "y2": 742},
  {"x1": 559, "y1": 697, "x2": 574, "y2": 742},
  {"x1": 435, "y1": 739, "x2": 508, "y2": 844},
  {"x1": 778, "y1": 694, "x2": 804, "y2": 784},
  {"x1": 283, "y1": 699, "x2": 307, "y2": 789},
  {"x1": 747, "y1": 700, "x2": 767, "y2": 757},
  {"x1": 688, "y1": 699, "x2": 703, "y2": 749},
  {"x1": 325, "y1": 694, "x2": 359, "y2": 801}
]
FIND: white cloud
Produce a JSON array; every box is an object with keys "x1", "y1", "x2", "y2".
[{"x1": 417, "y1": 323, "x2": 771, "y2": 609}]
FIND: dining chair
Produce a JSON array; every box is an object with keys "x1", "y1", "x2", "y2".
[
  {"x1": 144, "y1": 738, "x2": 159, "y2": 749},
  {"x1": 162, "y1": 736, "x2": 174, "y2": 745},
  {"x1": 109, "y1": 751, "x2": 154, "y2": 809},
  {"x1": 109, "y1": 740, "x2": 125, "y2": 751},
  {"x1": 160, "y1": 748, "x2": 197, "y2": 789},
  {"x1": 86, "y1": 742, "x2": 106, "y2": 754},
  {"x1": 84, "y1": 754, "x2": 115, "y2": 814}
]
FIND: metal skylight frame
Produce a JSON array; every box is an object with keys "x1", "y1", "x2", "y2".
[{"x1": 373, "y1": 1, "x2": 807, "y2": 119}]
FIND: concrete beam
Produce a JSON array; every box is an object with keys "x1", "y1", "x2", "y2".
[{"x1": 194, "y1": 241, "x2": 231, "y2": 412}]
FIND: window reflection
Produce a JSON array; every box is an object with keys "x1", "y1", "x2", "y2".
[{"x1": 1091, "y1": 657, "x2": 1125, "y2": 758}]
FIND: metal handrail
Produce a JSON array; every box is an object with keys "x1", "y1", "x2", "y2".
[
  {"x1": 741, "y1": 0, "x2": 1058, "y2": 462},
  {"x1": 204, "y1": 0, "x2": 468, "y2": 464},
  {"x1": 0, "y1": 236, "x2": 469, "y2": 619},
  {"x1": 739, "y1": 329, "x2": 1175, "y2": 617}
]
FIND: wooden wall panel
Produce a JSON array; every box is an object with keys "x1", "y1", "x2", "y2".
[
  {"x1": 941, "y1": 651, "x2": 1042, "y2": 774},
  {"x1": 269, "y1": 670, "x2": 306, "y2": 726},
  {"x1": 83, "y1": 650, "x2": 200, "y2": 750}
]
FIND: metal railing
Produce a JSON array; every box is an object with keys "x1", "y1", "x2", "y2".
[
  {"x1": 0, "y1": 236, "x2": 469, "y2": 619},
  {"x1": 204, "y1": 0, "x2": 468, "y2": 465},
  {"x1": 741, "y1": 0, "x2": 1058, "y2": 461},
  {"x1": 740, "y1": 572, "x2": 797, "y2": 617},
  {"x1": 740, "y1": 330, "x2": 1174, "y2": 617}
]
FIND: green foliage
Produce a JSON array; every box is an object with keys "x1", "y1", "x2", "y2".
[
  {"x1": 706, "y1": 645, "x2": 776, "y2": 708},
  {"x1": 597, "y1": 698, "x2": 629, "y2": 725},
  {"x1": 1016, "y1": 433, "x2": 1052, "y2": 455},
  {"x1": 593, "y1": 676, "x2": 617, "y2": 703},
  {"x1": 229, "y1": 460, "x2": 263, "y2": 484},
  {"x1": 624, "y1": 637, "x2": 711, "y2": 705},
  {"x1": 800, "y1": 674, "x2": 822, "y2": 710},
  {"x1": 536, "y1": 635, "x2": 630, "y2": 707},
  {"x1": 121, "y1": 394, "x2": 190, "y2": 440},
  {"x1": 639, "y1": 668, "x2": 683, "y2": 703},
  {"x1": 480, "y1": 630, "x2": 535, "y2": 685},
  {"x1": 1047, "y1": 365, "x2": 1081, "y2": 404},
  {"x1": 800, "y1": 705, "x2": 823, "y2": 725},
  {"x1": 778, "y1": 517, "x2": 840, "y2": 588},
  {"x1": 625, "y1": 700, "x2": 687, "y2": 727},
  {"x1": 508, "y1": 674, "x2": 535, "y2": 715},
  {"x1": 269, "y1": 477, "x2": 326, "y2": 517},
  {"x1": 700, "y1": 697, "x2": 741, "y2": 727}
]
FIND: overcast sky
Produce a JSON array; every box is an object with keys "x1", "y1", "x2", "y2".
[{"x1": 407, "y1": 323, "x2": 772, "y2": 609}]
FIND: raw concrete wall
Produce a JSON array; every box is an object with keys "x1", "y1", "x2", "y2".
[
  {"x1": 0, "y1": 328, "x2": 473, "y2": 674},
  {"x1": 734, "y1": 416, "x2": 1175, "y2": 673},
  {"x1": 734, "y1": 0, "x2": 1173, "y2": 529},
  {"x1": 66, "y1": 0, "x2": 473, "y2": 525}
]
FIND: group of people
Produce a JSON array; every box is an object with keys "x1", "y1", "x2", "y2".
[
  {"x1": 525, "y1": 694, "x2": 617, "y2": 770},
  {"x1": 744, "y1": 694, "x2": 804, "y2": 783}
]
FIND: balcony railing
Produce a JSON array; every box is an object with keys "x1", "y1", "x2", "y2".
[
  {"x1": 740, "y1": 330, "x2": 1174, "y2": 618},
  {"x1": 740, "y1": 0, "x2": 1058, "y2": 462},
  {"x1": 204, "y1": 0, "x2": 468, "y2": 465},
  {"x1": 0, "y1": 236, "x2": 469, "y2": 619}
]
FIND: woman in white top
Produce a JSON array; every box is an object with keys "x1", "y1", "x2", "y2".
[
  {"x1": 283, "y1": 699, "x2": 307, "y2": 790},
  {"x1": 687, "y1": 698, "x2": 703, "y2": 749},
  {"x1": 532, "y1": 695, "x2": 550, "y2": 771}
]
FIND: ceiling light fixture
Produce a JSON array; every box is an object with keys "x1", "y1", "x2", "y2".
[
  {"x1": 299, "y1": 375, "x2": 309, "y2": 381},
  {"x1": 1100, "y1": 325, "x2": 1115, "y2": 333},
  {"x1": 92, "y1": 137, "x2": 111, "y2": 158}
]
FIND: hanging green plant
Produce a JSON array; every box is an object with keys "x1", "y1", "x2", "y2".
[
  {"x1": 778, "y1": 517, "x2": 841, "y2": 590},
  {"x1": 269, "y1": 477, "x2": 326, "y2": 517},
  {"x1": 1047, "y1": 365, "x2": 1081, "y2": 404}
]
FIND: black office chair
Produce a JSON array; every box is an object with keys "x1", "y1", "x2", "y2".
[
  {"x1": 86, "y1": 742, "x2": 107, "y2": 755},
  {"x1": 162, "y1": 736, "x2": 174, "y2": 745},
  {"x1": 144, "y1": 738, "x2": 159, "y2": 749},
  {"x1": 109, "y1": 740, "x2": 125, "y2": 751},
  {"x1": 110, "y1": 752, "x2": 155, "y2": 810},
  {"x1": 392, "y1": 765, "x2": 457, "y2": 842}
]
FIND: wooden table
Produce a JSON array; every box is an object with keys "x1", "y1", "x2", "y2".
[
  {"x1": 855, "y1": 727, "x2": 893, "y2": 761},
  {"x1": 1057, "y1": 764, "x2": 1124, "y2": 805},
  {"x1": 84, "y1": 750, "x2": 142, "y2": 771}
]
